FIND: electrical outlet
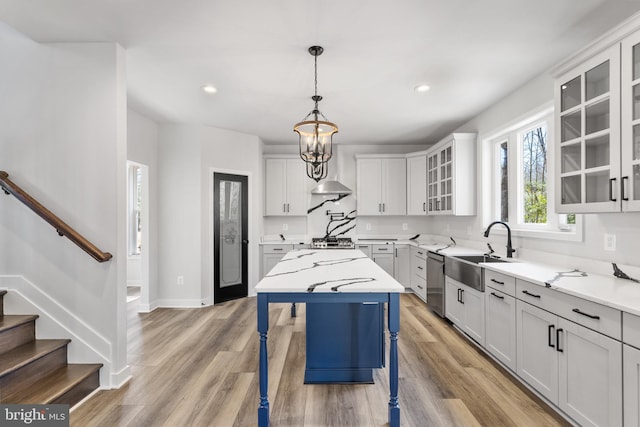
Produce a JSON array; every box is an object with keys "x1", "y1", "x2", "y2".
[
  {"x1": 282, "y1": 223, "x2": 288, "y2": 231},
  {"x1": 604, "y1": 233, "x2": 616, "y2": 251},
  {"x1": 177, "y1": 276, "x2": 184, "y2": 285},
  {"x1": 402, "y1": 223, "x2": 408, "y2": 230},
  {"x1": 366, "y1": 223, "x2": 372, "y2": 231}
]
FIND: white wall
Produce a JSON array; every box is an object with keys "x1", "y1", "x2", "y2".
[
  {"x1": 0, "y1": 22, "x2": 128, "y2": 386},
  {"x1": 127, "y1": 109, "x2": 159, "y2": 308},
  {"x1": 157, "y1": 124, "x2": 262, "y2": 304}
]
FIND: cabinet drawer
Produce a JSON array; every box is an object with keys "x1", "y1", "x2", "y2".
[
  {"x1": 516, "y1": 279, "x2": 621, "y2": 340},
  {"x1": 624, "y1": 312, "x2": 640, "y2": 349},
  {"x1": 485, "y1": 270, "x2": 516, "y2": 297},
  {"x1": 372, "y1": 244, "x2": 393, "y2": 253},
  {"x1": 413, "y1": 257, "x2": 426, "y2": 279},
  {"x1": 411, "y1": 246, "x2": 427, "y2": 260},
  {"x1": 263, "y1": 244, "x2": 293, "y2": 254}
]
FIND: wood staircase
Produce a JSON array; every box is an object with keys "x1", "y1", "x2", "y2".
[{"x1": 0, "y1": 290, "x2": 102, "y2": 406}]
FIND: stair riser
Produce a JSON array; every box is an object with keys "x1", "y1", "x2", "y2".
[
  {"x1": 0, "y1": 321, "x2": 35, "y2": 356},
  {"x1": 52, "y1": 370, "x2": 100, "y2": 407},
  {"x1": 0, "y1": 346, "x2": 67, "y2": 401}
]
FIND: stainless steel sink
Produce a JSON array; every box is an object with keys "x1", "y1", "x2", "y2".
[
  {"x1": 453, "y1": 255, "x2": 509, "y2": 264},
  {"x1": 445, "y1": 255, "x2": 508, "y2": 291}
]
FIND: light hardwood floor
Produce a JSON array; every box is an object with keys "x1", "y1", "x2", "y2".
[{"x1": 71, "y1": 293, "x2": 570, "y2": 426}]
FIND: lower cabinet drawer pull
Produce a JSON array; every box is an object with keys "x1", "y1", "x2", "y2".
[
  {"x1": 417, "y1": 266, "x2": 423, "y2": 270},
  {"x1": 572, "y1": 308, "x2": 600, "y2": 320},
  {"x1": 273, "y1": 248, "x2": 283, "y2": 251},
  {"x1": 491, "y1": 278, "x2": 505, "y2": 285},
  {"x1": 491, "y1": 292, "x2": 504, "y2": 300},
  {"x1": 522, "y1": 290, "x2": 541, "y2": 299}
]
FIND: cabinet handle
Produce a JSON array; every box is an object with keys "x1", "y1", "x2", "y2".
[
  {"x1": 490, "y1": 278, "x2": 505, "y2": 285},
  {"x1": 395, "y1": 248, "x2": 398, "y2": 257},
  {"x1": 609, "y1": 178, "x2": 617, "y2": 202},
  {"x1": 378, "y1": 203, "x2": 382, "y2": 212},
  {"x1": 457, "y1": 288, "x2": 461, "y2": 303},
  {"x1": 423, "y1": 202, "x2": 426, "y2": 212},
  {"x1": 417, "y1": 266, "x2": 423, "y2": 270},
  {"x1": 382, "y1": 203, "x2": 385, "y2": 212},
  {"x1": 548, "y1": 324, "x2": 555, "y2": 348},
  {"x1": 283, "y1": 203, "x2": 286, "y2": 212},
  {"x1": 378, "y1": 248, "x2": 389, "y2": 251},
  {"x1": 622, "y1": 176, "x2": 629, "y2": 201},
  {"x1": 522, "y1": 290, "x2": 541, "y2": 299},
  {"x1": 572, "y1": 308, "x2": 600, "y2": 320},
  {"x1": 417, "y1": 285, "x2": 423, "y2": 289},
  {"x1": 273, "y1": 248, "x2": 283, "y2": 251},
  {"x1": 417, "y1": 251, "x2": 424, "y2": 255},
  {"x1": 287, "y1": 203, "x2": 290, "y2": 212},
  {"x1": 556, "y1": 328, "x2": 564, "y2": 353},
  {"x1": 490, "y1": 292, "x2": 504, "y2": 300}
]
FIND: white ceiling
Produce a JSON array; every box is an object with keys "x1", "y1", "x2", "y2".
[{"x1": 1, "y1": 0, "x2": 639, "y2": 145}]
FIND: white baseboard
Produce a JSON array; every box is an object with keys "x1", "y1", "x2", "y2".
[
  {"x1": 136, "y1": 299, "x2": 158, "y2": 313},
  {"x1": 156, "y1": 298, "x2": 204, "y2": 308},
  {"x1": 0, "y1": 275, "x2": 124, "y2": 389}
]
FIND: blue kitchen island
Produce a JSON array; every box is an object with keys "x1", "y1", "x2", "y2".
[{"x1": 254, "y1": 249, "x2": 403, "y2": 427}]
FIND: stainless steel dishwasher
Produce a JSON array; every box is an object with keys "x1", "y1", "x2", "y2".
[{"x1": 426, "y1": 251, "x2": 445, "y2": 317}]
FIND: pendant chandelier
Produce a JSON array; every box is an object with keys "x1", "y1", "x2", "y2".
[{"x1": 294, "y1": 46, "x2": 338, "y2": 182}]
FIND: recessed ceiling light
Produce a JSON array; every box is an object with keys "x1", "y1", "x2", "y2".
[
  {"x1": 202, "y1": 85, "x2": 217, "y2": 94},
  {"x1": 414, "y1": 84, "x2": 430, "y2": 93}
]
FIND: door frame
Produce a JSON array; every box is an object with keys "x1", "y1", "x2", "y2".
[
  {"x1": 126, "y1": 161, "x2": 150, "y2": 312},
  {"x1": 208, "y1": 168, "x2": 253, "y2": 305}
]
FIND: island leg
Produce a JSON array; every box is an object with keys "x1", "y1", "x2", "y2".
[
  {"x1": 388, "y1": 292, "x2": 400, "y2": 427},
  {"x1": 257, "y1": 293, "x2": 270, "y2": 427}
]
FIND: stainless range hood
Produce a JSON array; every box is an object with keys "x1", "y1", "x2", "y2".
[{"x1": 311, "y1": 180, "x2": 352, "y2": 195}]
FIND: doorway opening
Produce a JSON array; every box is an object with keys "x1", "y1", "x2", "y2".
[
  {"x1": 126, "y1": 161, "x2": 150, "y2": 312},
  {"x1": 213, "y1": 172, "x2": 249, "y2": 303}
]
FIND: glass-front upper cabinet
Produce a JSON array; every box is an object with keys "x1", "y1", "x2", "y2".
[
  {"x1": 554, "y1": 45, "x2": 621, "y2": 213},
  {"x1": 621, "y1": 31, "x2": 640, "y2": 211},
  {"x1": 426, "y1": 133, "x2": 476, "y2": 216}
]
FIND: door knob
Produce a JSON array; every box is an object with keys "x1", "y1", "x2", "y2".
[{"x1": 242, "y1": 239, "x2": 249, "y2": 244}]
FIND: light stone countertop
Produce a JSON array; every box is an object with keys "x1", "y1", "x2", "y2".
[
  {"x1": 255, "y1": 249, "x2": 405, "y2": 294},
  {"x1": 482, "y1": 261, "x2": 640, "y2": 317}
]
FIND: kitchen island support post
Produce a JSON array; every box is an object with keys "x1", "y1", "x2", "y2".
[
  {"x1": 257, "y1": 293, "x2": 269, "y2": 426},
  {"x1": 256, "y1": 292, "x2": 400, "y2": 427}
]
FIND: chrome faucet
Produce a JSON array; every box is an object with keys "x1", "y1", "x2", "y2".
[{"x1": 483, "y1": 221, "x2": 516, "y2": 258}]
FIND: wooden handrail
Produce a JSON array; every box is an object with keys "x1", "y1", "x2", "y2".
[{"x1": 0, "y1": 171, "x2": 112, "y2": 263}]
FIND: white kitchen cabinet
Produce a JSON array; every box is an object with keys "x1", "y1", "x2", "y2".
[
  {"x1": 516, "y1": 300, "x2": 560, "y2": 403},
  {"x1": 485, "y1": 288, "x2": 516, "y2": 371},
  {"x1": 624, "y1": 344, "x2": 640, "y2": 427},
  {"x1": 426, "y1": 133, "x2": 476, "y2": 216},
  {"x1": 444, "y1": 276, "x2": 484, "y2": 346},
  {"x1": 393, "y1": 244, "x2": 411, "y2": 287},
  {"x1": 372, "y1": 244, "x2": 394, "y2": 276},
  {"x1": 356, "y1": 155, "x2": 407, "y2": 215},
  {"x1": 557, "y1": 317, "x2": 622, "y2": 427},
  {"x1": 516, "y1": 299, "x2": 622, "y2": 426},
  {"x1": 406, "y1": 153, "x2": 428, "y2": 215},
  {"x1": 355, "y1": 243, "x2": 372, "y2": 257},
  {"x1": 264, "y1": 157, "x2": 307, "y2": 216},
  {"x1": 621, "y1": 30, "x2": 640, "y2": 212},
  {"x1": 410, "y1": 246, "x2": 427, "y2": 301},
  {"x1": 260, "y1": 244, "x2": 293, "y2": 278},
  {"x1": 554, "y1": 45, "x2": 621, "y2": 213}
]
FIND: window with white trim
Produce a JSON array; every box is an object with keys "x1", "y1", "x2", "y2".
[{"x1": 487, "y1": 107, "x2": 581, "y2": 239}]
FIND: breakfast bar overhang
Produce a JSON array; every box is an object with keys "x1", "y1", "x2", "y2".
[{"x1": 255, "y1": 249, "x2": 403, "y2": 427}]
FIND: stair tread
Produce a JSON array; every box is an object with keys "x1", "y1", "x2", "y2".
[
  {"x1": 0, "y1": 315, "x2": 38, "y2": 333},
  {"x1": 4, "y1": 364, "x2": 102, "y2": 404},
  {"x1": 0, "y1": 339, "x2": 71, "y2": 378}
]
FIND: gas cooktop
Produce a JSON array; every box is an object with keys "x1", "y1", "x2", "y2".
[{"x1": 311, "y1": 236, "x2": 355, "y2": 249}]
